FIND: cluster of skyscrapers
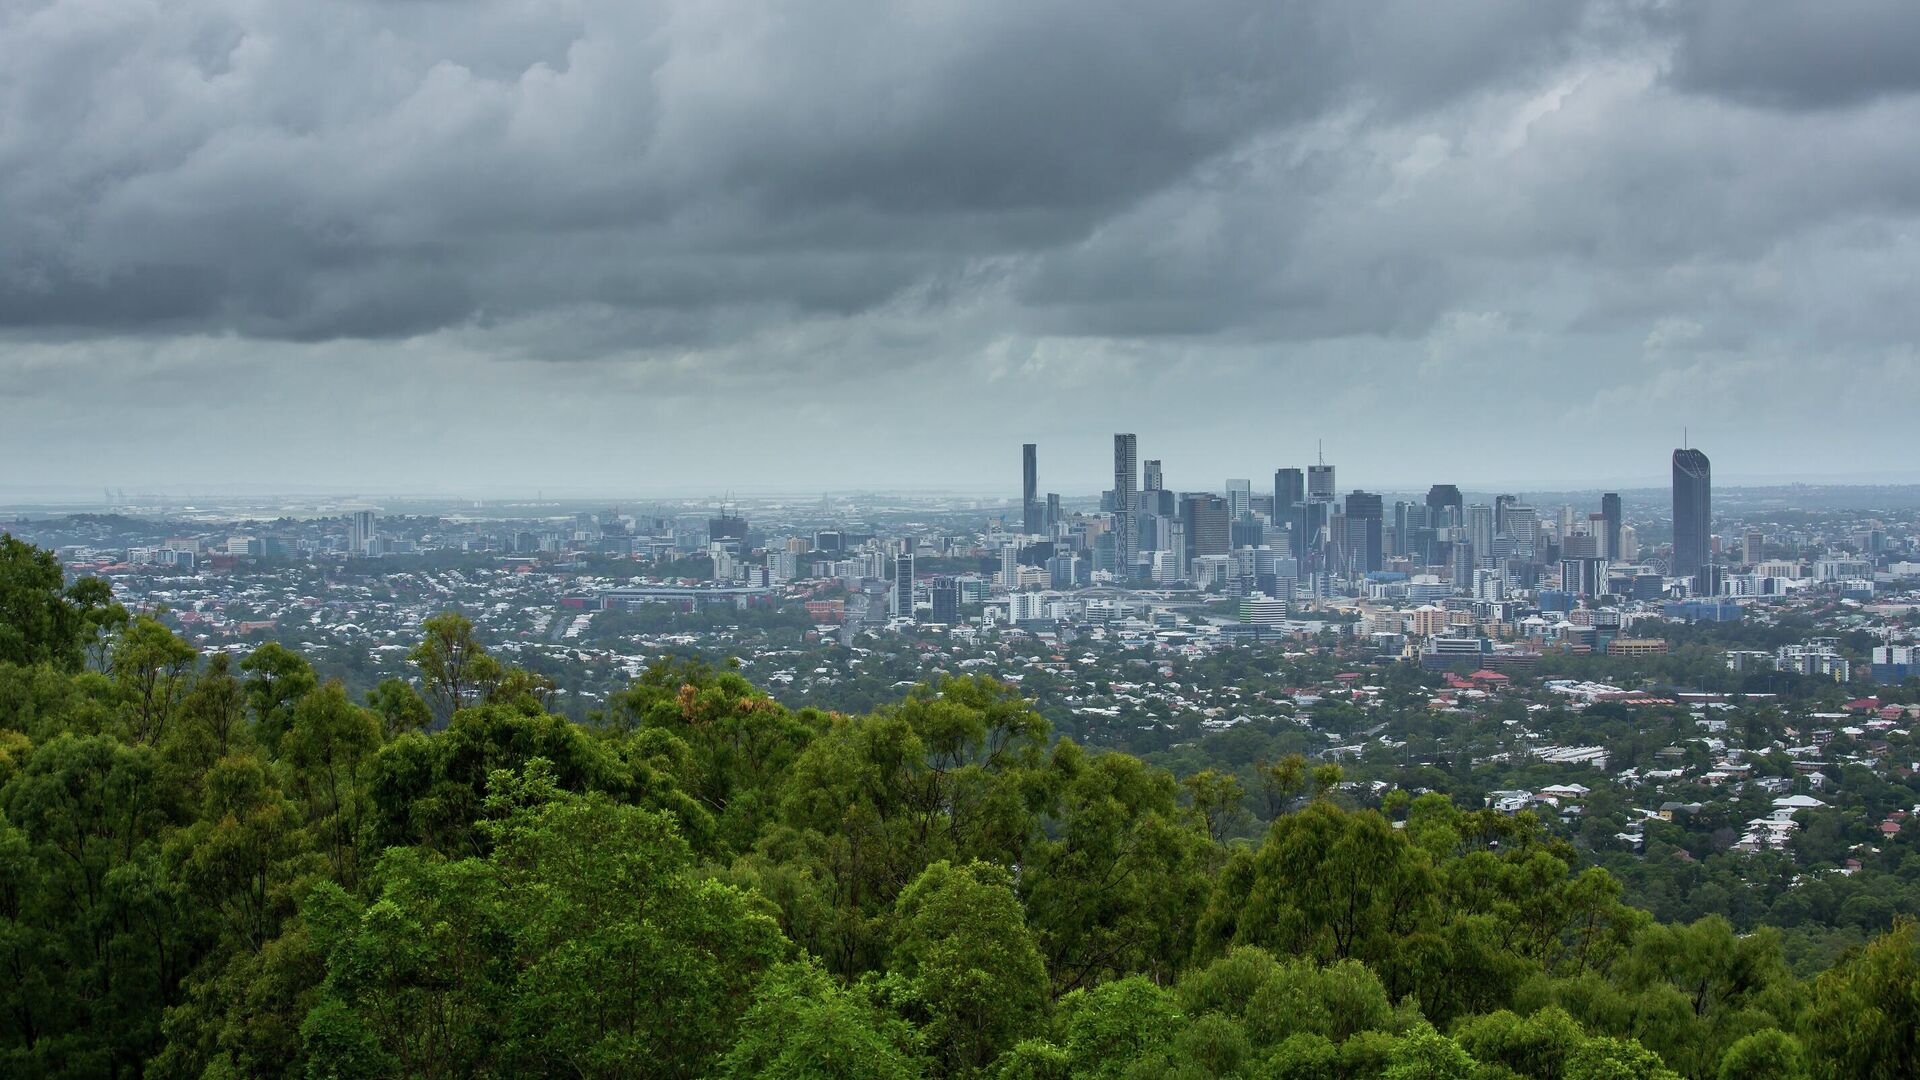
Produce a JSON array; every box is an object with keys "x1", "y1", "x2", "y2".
[{"x1": 1012, "y1": 436, "x2": 1717, "y2": 603}]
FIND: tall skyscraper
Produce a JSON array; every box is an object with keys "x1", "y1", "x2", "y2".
[
  {"x1": 1601, "y1": 492, "x2": 1622, "y2": 561},
  {"x1": 1045, "y1": 493, "x2": 1061, "y2": 531},
  {"x1": 1504, "y1": 505, "x2": 1539, "y2": 559},
  {"x1": 1274, "y1": 468, "x2": 1304, "y2": 510},
  {"x1": 1392, "y1": 501, "x2": 1419, "y2": 557},
  {"x1": 1425, "y1": 484, "x2": 1463, "y2": 529},
  {"x1": 1307, "y1": 463, "x2": 1335, "y2": 504},
  {"x1": 1494, "y1": 494, "x2": 1517, "y2": 536},
  {"x1": 1342, "y1": 491, "x2": 1384, "y2": 574},
  {"x1": 1451, "y1": 540, "x2": 1475, "y2": 592},
  {"x1": 1021, "y1": 443, "x2": 1040, "y2": 534},
  {"x1": 1466, "y1": 504, "x2": 1495, "y2": 566},
  {"x1": 1672, "y1": 447, "x2": 1711, "y2": 576},
  {"x1": 1273, "y1": 468, "x2": 1306, "y2": 559},
  {"x1": 1305, "y1": 462, "x2": 1335, "y2": 558},
  {"x1": 930, "y1": 578, "x2": 960, "y2": 624},
  {"x1": 1181, "y1": 493, "x2": 1230, "y2": 563},
  {"x1": 892, "y1": 544, "x2": 916, "y2": 619},
  {"x1": 1113, "y1": 434, "x2": 1138, "y2": 580},
  {"x1": 1225, "y1": 479, "x2": 1252, "y2": 520},
  {"x1": 348, "y1": 510, "x2": 376, "y2": 556},
  {"x1": 1143, "y1": 460, "x2": 1174, "y2": 516}
]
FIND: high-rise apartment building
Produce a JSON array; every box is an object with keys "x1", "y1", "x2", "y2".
[
  {"x1": 348, "y1": 511, "x2": 376, "y2": 556},
  {"x1": 1466, "y1": 504, "x2": 1495, "y2": 566},
  {"x1": 1144, "y1": 459, "x2": 1164, "y2": 492},
  {"x1": 1672, "y1": 447, "x2": 1712, "y2": 576},
  {"x1": 892, "y1": 545, "x2": 916, "y2": 619},
  {"x1": 1113, "y1": 434, "x2": 1138, "y2": 580}
]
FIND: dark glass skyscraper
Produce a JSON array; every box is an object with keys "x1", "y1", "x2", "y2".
[
  {"x1": 1274, "y1": 467, "x2": 1307, "y2": 560},
  {"x1": 1601, "y1": 492, "x2": 1622, "y2": 560},
  {"x1": 1426, "y1": 484, "x2": 1463, "y2": 528},
  {"x1": 1181, "y1": 493, "x2": 1230, "y2": 561},
  {"x1": 1672, "y1": 448, "x2": 1711, "y2": 576},
  {"x1": 1113, "y1": 434, "x2": 1138, "y2": 579},
  {"x1": 1021, "y1": 443, "x2": 1040, "y2": 534},
  {"x1": 1343, "y1": 490, "x2": 1384, "y2": 574},
  {"x1": 1274, "y1": 468, "x2": 1304, "y2": 510}
]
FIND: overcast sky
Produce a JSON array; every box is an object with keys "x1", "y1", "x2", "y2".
[{"x1": 4, "y1": 1, "x2": 1919, "y2": 498}]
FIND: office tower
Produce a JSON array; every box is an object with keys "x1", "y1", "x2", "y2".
[
  {"x1": 1226, "y1": 479, "x2": 1252, "y2": 520},
  {"x1": 1466, "y1": 504, "x2": 1494, "y2": 566},
  {"x1": 1181, "y1": 493, "x2": 1230, "y2": 562},
  {"x1": 1305, "y1": 463, "x2": 1335, "y2": 558},
  {"x1": 1425, "y1": 484, "x2": 1463, "y2": 528},
  {"x1": 1274, "y1": 468, "x2": 1305, "y2": 510},
  {"x1": 1600, "y1": 492, "x2": 1622, "y2": 560},
  {"x1": 1113, "y1": 434, "x2": 1138, "y2": 579},
  {"x1": 1743, "y1": 529, "x2": 1762, "y2": 567},
  {"x1": 1275, "y1": 468, "x2": 1307, "y2": 558},
  {"x1": 1619, "y1": 524, "x2": 1639, "y2": 561},
  {"x1": 1392, "y1": 502, "x2": 1421, "y2": 558},
  {"x1": 1672, "y1": 447, "x2": 1711, "y2": 576},
  {"x1": 348, "y1": 511, "x2": 376, "y2": 556},
  {"x1": 1494, "y1": 495, "x2": 1516, "y2": 536},
  {"x1": 1342, "y1": 491, "x2": 1384, "y2": 574},
  {"x1": 1047, "y1": 553, "x2": 1079, "y2": 590},
  {"x1": 1045, "y1": 493, "x2": 1061, "y2": 531},
  {"x1": 930, "y1": 578, "x2": 961, "y2": 624},
  {"x1": 1504, "y1": 505, "x2": 1538, "y2": 559},
  {"x1": 1021, "y1": 444, "x2": 1040, "y2": 534},
  {"x1": 1307, "y1": 463, "x2": 1335, "y2": 504},
  {"x1": 1144, "y1": 459, "x2": 1164, "y2": 492},
  {"x1": 892, "y1": 545, "x2": 916, "y2": 618},
  {"x1": 1562, "y1": 534, "x2": 1605, "y2": 596}
]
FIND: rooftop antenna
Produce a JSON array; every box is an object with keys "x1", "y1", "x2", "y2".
[
  {"x1": 1683, "y1": 427, "x2": 1689, "y2": 450},
  {"x1": 1317, "y1": 439, "x2": 1324, "y2": 466}
]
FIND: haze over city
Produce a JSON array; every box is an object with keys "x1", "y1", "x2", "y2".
[{"x1": 7, "y1": 2, "x2": 1920, "y2": 493}]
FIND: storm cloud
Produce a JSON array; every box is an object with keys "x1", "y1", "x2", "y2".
[{"x1": 2, "y1": 0, "x2": 1917, "y2": 494}]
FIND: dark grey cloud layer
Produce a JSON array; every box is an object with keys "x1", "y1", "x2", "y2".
[
  {"x1": 2, "y1": 0, "x2": 1918, "y2": 492},
  {"x1": 0, "y1": 0, "x2": 1585, "y2": 340}
]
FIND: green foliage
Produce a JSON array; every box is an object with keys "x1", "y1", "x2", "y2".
[
  {"x1": 891, "y1": 859, "x2": 1049, "y2": 1074},
  {"x1": 1799, "y1": 918, "x2": 1919, "y2": 1080},
  {"x1": 0, "y1": 537, "x2": 1913, "y2": 1080},
  {"x1": 719, "y1": 962, "x2": 924, "y2": 1079},
  {"x1": 0, "y1": 534, "x2": 94, "y2": 672}
]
